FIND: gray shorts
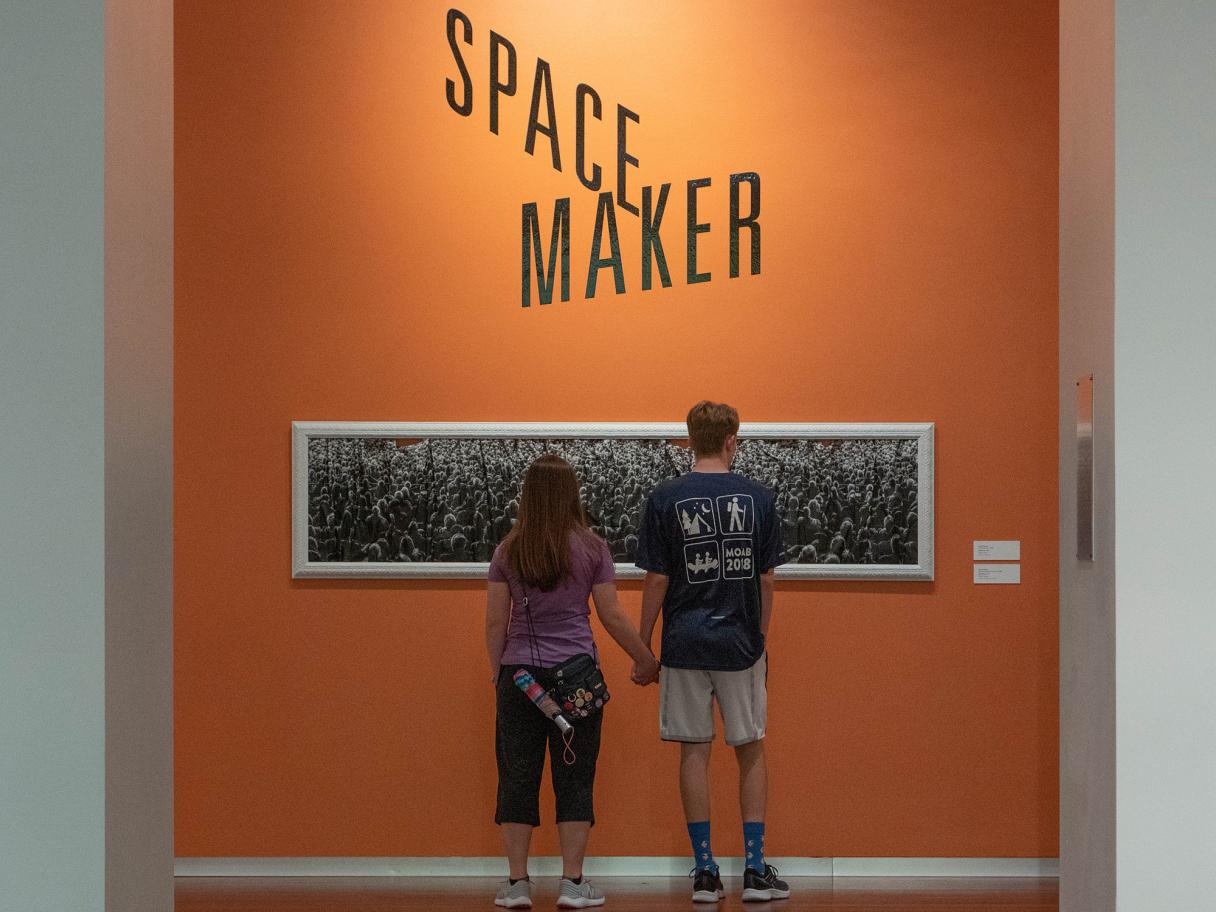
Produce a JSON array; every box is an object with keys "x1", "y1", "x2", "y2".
[{"x1": 659, "y1": 653, "x2": 767, "y2": 746}]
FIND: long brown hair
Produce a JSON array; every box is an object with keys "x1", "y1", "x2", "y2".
[{"x1": 503, "y1": 453, "x2": 590, "y2": 591}]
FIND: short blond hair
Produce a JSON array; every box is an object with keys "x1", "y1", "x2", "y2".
[{"x1": 686, "y1": 401, "x2": 740, "y2": 456}]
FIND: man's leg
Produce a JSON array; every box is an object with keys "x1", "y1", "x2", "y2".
[
  {"x1": 716, "y1": 654, "x2": 772, "y2": 871},
  {"x1": 662, "y1": 667, "x2": 720, "y2": 892},
  {"x1": 736, "y1": 739, "x2": 770, "y2": 873},
  {"x1": 662, "y1": 666, "x2": 715, "y2": 825},
  {"x1": 718, "y1": 656, "x2": 789, "y2": 899},
  {"x1": 680, "y1": 740, "x2": 713, "y2": 822},
  {"x1": 735, "y1": 738, "x2": 767, "y2": 823},
  {"x1": 681, "y1": 741, "x2": 722, "y2": 901}
]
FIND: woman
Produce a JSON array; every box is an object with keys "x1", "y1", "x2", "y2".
[{"x1": 486, "y1": 454, "x2": 659, "y2": 910}]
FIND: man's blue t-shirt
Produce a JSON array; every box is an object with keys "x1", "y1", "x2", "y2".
[{"x1": 635, "y1": 471, "x2": 784, "y2": 671}]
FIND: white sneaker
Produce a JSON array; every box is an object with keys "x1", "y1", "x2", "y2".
[
  {"x1": 495, "y1": 878, "x2": 533, "y2": 908},
  {"x1": 557, "y1": 877, "x2": 605, "y2": 908}
]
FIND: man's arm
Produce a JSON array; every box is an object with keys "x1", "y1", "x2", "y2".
[
  {"x1": 759, "y1": 569, "x2": 775, "y2": 638},
  {"x1": 635, "y1": 571, "x2": 669, "y2": 684},
  {"x1": 639, "y1": 571, "x2": 668, "y2": 647},
  {"x1": 758, "y1": 490, "x2": 783, "y2": 639}
]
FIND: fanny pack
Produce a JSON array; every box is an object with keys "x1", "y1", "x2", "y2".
[
  {"x1": 522, "y1": 590, "x2": 610, "y2": 721},
  {"x1": 548, "y1": 651, "x2": 610, "y2": 720}
]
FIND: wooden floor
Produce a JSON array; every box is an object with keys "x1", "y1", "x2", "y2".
[{"x1": 176, "y1": 876, "x2": 1058, "y2": 911}]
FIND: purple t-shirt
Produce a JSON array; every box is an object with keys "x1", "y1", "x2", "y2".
[{"x1": 490, "y1": 531, "x2": 615, "y2": 667}]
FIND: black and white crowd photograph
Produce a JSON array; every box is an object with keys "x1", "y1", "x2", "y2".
[{"x1": 297, "y1": 427, "x2": 927, "y2": 577}]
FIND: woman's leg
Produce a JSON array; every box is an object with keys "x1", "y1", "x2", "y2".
[
  {"x1": 549, "y1": 712, "x2": 603, "y2": 880},
  {"x1": 495, "y1": 668, "x2": 549, "y2": 879},
  {"x1": 556, "y1": 821, "x2": 591, "y2": 880},
  {"x1": 501, "y1": 823, "x2": 534, "y2": 881}
]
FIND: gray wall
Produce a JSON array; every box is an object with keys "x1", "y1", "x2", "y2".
[
  {"x1": 1058, "y1": 2, "x2": 1116, "y2": 910},
  {"x1": 0, "y1": 2, "x2": 107, "y2": 910},
  {"x1": 0, "y1": 2, "x2": 173, "y2": 909},
  {"x1": 104, "y1": 0, "x2": 175, "y2": 910},
  {"x1": 1114, "y1": 2, "x2": 1216, "y2": 909},
  {"x1": 1063, "y1": 2, "x2": 1216, "y2": 909}
]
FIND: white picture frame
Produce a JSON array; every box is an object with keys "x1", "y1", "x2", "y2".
[{"x1": 292, "y1": 421, "x2": 934, "y2": 581}]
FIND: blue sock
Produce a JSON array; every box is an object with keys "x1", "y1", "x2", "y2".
[
  {"x1": 743, "y1": 821, "x2": 766, "y2": 871},
  {"x1": 687, "y1": 820, "x2": 716, "y2": 872}
]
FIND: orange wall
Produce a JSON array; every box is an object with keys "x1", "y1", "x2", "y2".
[{"x1": 174, "y1": 0, "x2": 1059, "y2": 857}]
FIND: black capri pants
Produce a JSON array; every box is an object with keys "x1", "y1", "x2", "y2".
[{"x1": 495, "y1": 663, "x2": 603, "y2": 827}]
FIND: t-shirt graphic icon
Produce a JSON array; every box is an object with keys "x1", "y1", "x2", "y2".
[
  {"x1": 677, "y1": 497, "x2": 717, "y2": 540},
  {"x1": 716, "y1": 493, "x2": 754, "y2": 535},
  {"x1": 683, "y1": 541, "x2": 722, "y2": 584}
]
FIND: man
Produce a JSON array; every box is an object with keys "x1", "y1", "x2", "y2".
[{"x1": 633, "y1": 401, "x2": 790, "y2": 903}]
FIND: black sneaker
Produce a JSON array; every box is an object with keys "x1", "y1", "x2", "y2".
[
  {"x1": 741, "y1": 864, "x2": 790, "y2": 902},
  {"x1": 690, "y1": 866, "x2": 725, "y2": 903}
]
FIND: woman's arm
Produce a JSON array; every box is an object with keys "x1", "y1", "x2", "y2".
[
  {"x1": 591, "y1": 582, "x2": 659, "y2": 680},
  {"x1": 486, "y1": 580, "x2": 512, "y2": 684}
]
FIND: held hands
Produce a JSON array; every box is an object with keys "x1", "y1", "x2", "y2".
[{"x1": 631, "y1": 653, "x2": 660, "y2": 686}]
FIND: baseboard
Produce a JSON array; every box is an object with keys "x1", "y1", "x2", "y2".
[
  {"x1": 831, "y1": 857, "x2": 1059, "y2": 877},
  {"x1": 175, "y1": 856, "x2": 1058, "y2": 878}
]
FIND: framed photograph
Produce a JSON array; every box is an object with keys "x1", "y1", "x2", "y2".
[{"x1": 292, "y1": 422, "x2": 934, "y2": 581}]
